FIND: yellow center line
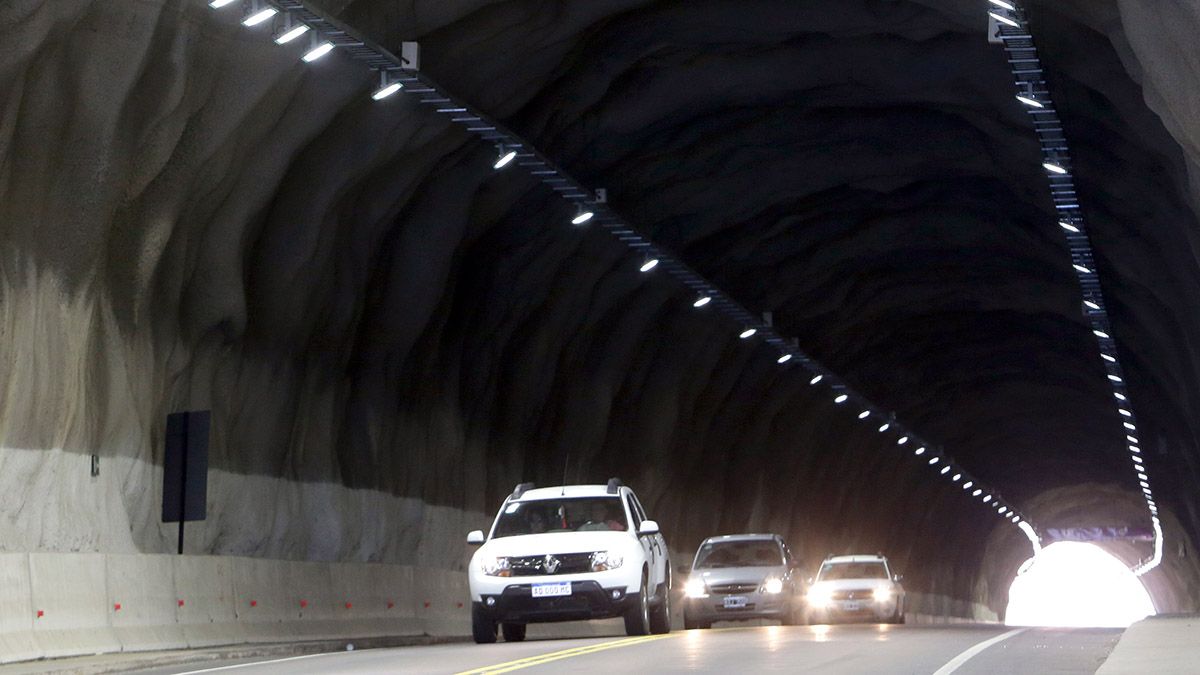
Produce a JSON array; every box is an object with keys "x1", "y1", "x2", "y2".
[{"x1": 453, "y1": 634, "x2": 677, "y2": 674}]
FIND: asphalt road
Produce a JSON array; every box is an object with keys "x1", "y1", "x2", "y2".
[{"x1": 129, "y1": 623, "x2": 1122, "y2": 674}]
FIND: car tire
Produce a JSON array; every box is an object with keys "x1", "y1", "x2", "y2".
[
  {"x1": 624, "y1": 571, "x2": 651, "y2": 636},
  {"x1": 501, "y1": 622, "x2": 527, "y2": 642},
  {"x1": 472, "y1": 604, "x2": 497, "y2": 644},
  {"x1": 649, "y1": 582, "x2": 671, "y2": 634}
]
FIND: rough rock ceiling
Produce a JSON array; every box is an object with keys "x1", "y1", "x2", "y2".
[{"x1": 3, "y1": 0, "x2": 1200, "y2": 613}]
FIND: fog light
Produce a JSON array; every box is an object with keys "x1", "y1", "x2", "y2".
[
  {"x1": 611, "y1": 590, "x2": 622, "y2": 600},
  {"x1": 485, "y1": 597, "x2": 496, "y2": 606}
]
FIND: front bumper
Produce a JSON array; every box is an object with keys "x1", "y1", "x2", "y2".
[
  {"x1": 474, "y1": 581, "x2": 637, "y2": 623},
  {"x1": 683, "y1": 592, "x2": 793, "y2": 621},
  {"x1": 808, "y1": 597, "x2": 898, "y2": 622}
]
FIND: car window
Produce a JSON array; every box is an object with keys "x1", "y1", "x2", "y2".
[
  {"x1": 624, "y1": 495, "x2": 642, "y2": 528},
  {"x1": 491, "y1": 497, "x2": 627, "y2": 538},
  {"x1": 817, "y1": 562, "x2": 889, "y2": 580},
  {"x1": 694, "y1": 541, "x2": 786, "y2": 568}
]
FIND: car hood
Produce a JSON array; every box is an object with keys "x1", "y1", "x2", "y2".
[
  {"x1": 692, "y1": 566, "x2": 787, "y2": 585},
  {"x1": 811, "y1": 579, "x2": 898, "y2": 592},
  {"x1": 477, "y1": 531, "x2": 634, "y2": 557}
]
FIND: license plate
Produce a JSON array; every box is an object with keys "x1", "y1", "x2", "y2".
[
  {"x1": 723, "y1": 596, "x2": 748, "y2": 609},
  {"x1": 843, "y1": 600, "x2": 861, "y2": 611},
  {"x1": 532, "y1": 582, "x2": 572, "y2": 598}
]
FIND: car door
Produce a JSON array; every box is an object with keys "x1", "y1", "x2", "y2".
[{"x1": 629, "y1": 492, "x2": 667, "y2": 592}]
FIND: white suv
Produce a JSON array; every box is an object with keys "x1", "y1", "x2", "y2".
[
  {"x1": 804, "y1": 554, "x2": 906, "y2": 624},
  {"x1": 466, "y1": 479, "x2": 672, "y2": 643}
]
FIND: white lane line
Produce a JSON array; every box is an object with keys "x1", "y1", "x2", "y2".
[
  {"x1": 174, "y1": 651, "x2": 337, "y2": 674},
  {"x1": 931, "y1": 627, "x2": 1029, "y2": 675}
]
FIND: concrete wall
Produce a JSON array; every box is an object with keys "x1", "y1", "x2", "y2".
[
  {"x1": 0, "y1": 552, "x2": 469, "y2": 665},
  {"x1": 0, "y1": 551, "x2": 997, "y2": 665}
]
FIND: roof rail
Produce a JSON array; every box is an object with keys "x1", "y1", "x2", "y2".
[
  {"x1": 512, "y1": 482, "x2": 535, "y2": 499},
  {"x1": 606, "y1": 477, "x2": 623, "y2": 494}
]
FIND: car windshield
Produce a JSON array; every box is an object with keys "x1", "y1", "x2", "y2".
[
  {"x1": 491, "y1": 497, "x2": 627, "y2": 538},
  {"x1": 818, "y1": 562, "x2": 889, "y2": 580},
  {"x1": 693, "y1": 540, "x2": 784, "y2": 568}
]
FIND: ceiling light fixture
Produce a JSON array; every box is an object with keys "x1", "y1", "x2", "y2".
[
  {"x1": 777, "y1": 354, "x2": 793, "y2": 364},
  {"x1": 302, "y1": 40, "x2": 334, "y2": 62},
  {"x1": 275, "y1": 22, "x2": 309, "y2": 44},
  {"x1": 988, "y1": 10, "x2": 1020, "y2": 28},
  {"x1": 570, "y1": 205, "x2": 594, "y2": 225},
  {"x1": 693, "y1": 295, "x2": 711, "y2": 308},
  {"x1": 493, "y1": 145, "x2": 517, "y2": 169},
  {"x1": 739, "y1": 328, "x2": 756, "y2": 339},
  {"x1": 639, "y1": 258, "x2": 659, "y2": 273},
  {"x1": 242, "y1": 5, "x2": 278, "y2": 26}
]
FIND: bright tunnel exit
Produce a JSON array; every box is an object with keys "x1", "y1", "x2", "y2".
[{"x1": 1006, "y1": 541, "x2": 1155, "y2": 627}]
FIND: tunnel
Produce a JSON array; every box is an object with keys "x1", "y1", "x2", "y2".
[{"x1": 2, "y1": 0, "x2": 1200, "y2": 669}]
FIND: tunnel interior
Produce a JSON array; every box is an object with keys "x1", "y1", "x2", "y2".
[{"x1": 2, "y1": 0, "x2": 1200, "y2": 621}]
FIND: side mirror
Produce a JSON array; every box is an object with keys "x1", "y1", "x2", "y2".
[
  {"x1": 467, "y1": 530, "x2": 485, "y2": 545},
  {"x1": 638, "y1": 520, "x2": 661, "y2": 536}
]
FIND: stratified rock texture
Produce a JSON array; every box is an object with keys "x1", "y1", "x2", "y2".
[{"x1": 1, "y1": 0, "x2": 1198, "y2": 615}]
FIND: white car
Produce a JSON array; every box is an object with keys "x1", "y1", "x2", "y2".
[
  {"x1": 805, "y1": 554, "x2": 906, "y2": 624},
  {"x1": 466, "y1": 479, "x2": 672, "y2": 643}
]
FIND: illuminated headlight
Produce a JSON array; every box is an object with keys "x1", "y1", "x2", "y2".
[
  {"x1": 590, "y1": 551, "x2": 624, "y2": 572},
  {"x1": 807, "y1": 586, "x2": 832, "y2": 608},
  {"x1": 684, "y1": 578, "x2": 709, "y2": 598},
  {"x1": 481, "y1": 556, "x2": 512, "y2": 577},
  {"x1": 872, "y1": 587, "x2": 893, "y2": 603},
  {"x1": 762, "y1": 578, "x2": 784, "y2": 594}
]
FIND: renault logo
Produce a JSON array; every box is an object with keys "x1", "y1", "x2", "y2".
[{"x1": 544, "y1": 554, "x2": 560, "y2": 574}]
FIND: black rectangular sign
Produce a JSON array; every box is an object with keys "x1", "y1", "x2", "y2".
[{"x1": 162, "y1": 410, "x2": 210, "y2": 523}]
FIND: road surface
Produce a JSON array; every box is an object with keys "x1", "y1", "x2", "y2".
[{"x1": 128, "y1": 623, "x2": 1122, "y2": 674}]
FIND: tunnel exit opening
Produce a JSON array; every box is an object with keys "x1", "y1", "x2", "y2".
[{"x1": 1005, "y1": 541, "x2": 1155, "y2": 627}]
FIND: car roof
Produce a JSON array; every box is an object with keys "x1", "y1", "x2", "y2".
[
  {"x1": 824, "y1": 554, "x2": 887, "y2": 563},
  {"x1": 702, "y1": 533, "x2": 781, "y2": 543},
  {"x1": 514, "y1": 485, "x2": 625, "y2": 501}
]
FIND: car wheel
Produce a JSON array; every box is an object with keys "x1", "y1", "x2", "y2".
[
  {"x1": 501, "y1": 622, "x2": 527, "y2": 642},
  {"x1": 623, "y1": 571, "x2": 651, "y2": 636},
  {"x1": 472, "y1": 604, "x2": 497, "y2": 644},
  {"x1": 649, "y1": 581, "x2": 671, "y2": 634}
]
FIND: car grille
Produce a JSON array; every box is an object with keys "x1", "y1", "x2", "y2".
[
  {"x1": 831, "y1": 590, "x2": 873, "y2": 601},
  {"x1": 508, "y1": 552, "x2": 594, "y2": 576},
  {"x1": 709, "y1": 583, "x2": 759, "y2": 595}
]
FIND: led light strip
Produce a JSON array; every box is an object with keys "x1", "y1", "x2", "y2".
[
  {"x1": 988, "y1": 0, "x2": 1161, "y2": 574},
  {"x1": 204, "y1": 0, "x2": 1039, "y2": 546}
]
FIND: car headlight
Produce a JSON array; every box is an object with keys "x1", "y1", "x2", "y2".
[
  {"x1": 481, "y1": 556, "x2": 512, "y2": 577},
  {"x1": 807, "y1": 586, "x2": 832, "y2": 607},
  {"x1": 590, "y1": 551, "x2": 624, "y2": 572},
  {"x1": 762, "y1": 578, "x2": 784, "y2": 594},
  {"x1": 872, "y1": 587, "x2": 893, "y2": 603},
  {"x1": 684, "y1": 578, "x2": 709, "y2": 598}
]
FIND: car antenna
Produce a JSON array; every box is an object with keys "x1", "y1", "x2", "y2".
[{"x1": 561, "y1": 454, "x2": 569, "y2": 495}]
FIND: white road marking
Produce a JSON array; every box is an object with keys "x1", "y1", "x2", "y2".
[
  {"x1": 174, "y1": 651, "x2": 337, "y2": 674},
  {"x1": 931, "y1": 627, "x2": 1029, "y2": 675}
]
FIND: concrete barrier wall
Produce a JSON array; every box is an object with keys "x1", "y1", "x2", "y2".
[
  {"x1": 0, "y1": 553, "x2": 999, "y2": 665},
  {"x1": 0, "y1": 553, "x2": 470, "y2": 665}
]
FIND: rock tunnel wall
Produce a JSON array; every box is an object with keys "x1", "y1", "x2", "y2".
[{"x1": 1, "y1": 0, "x2": 1199, "y2": 620}]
